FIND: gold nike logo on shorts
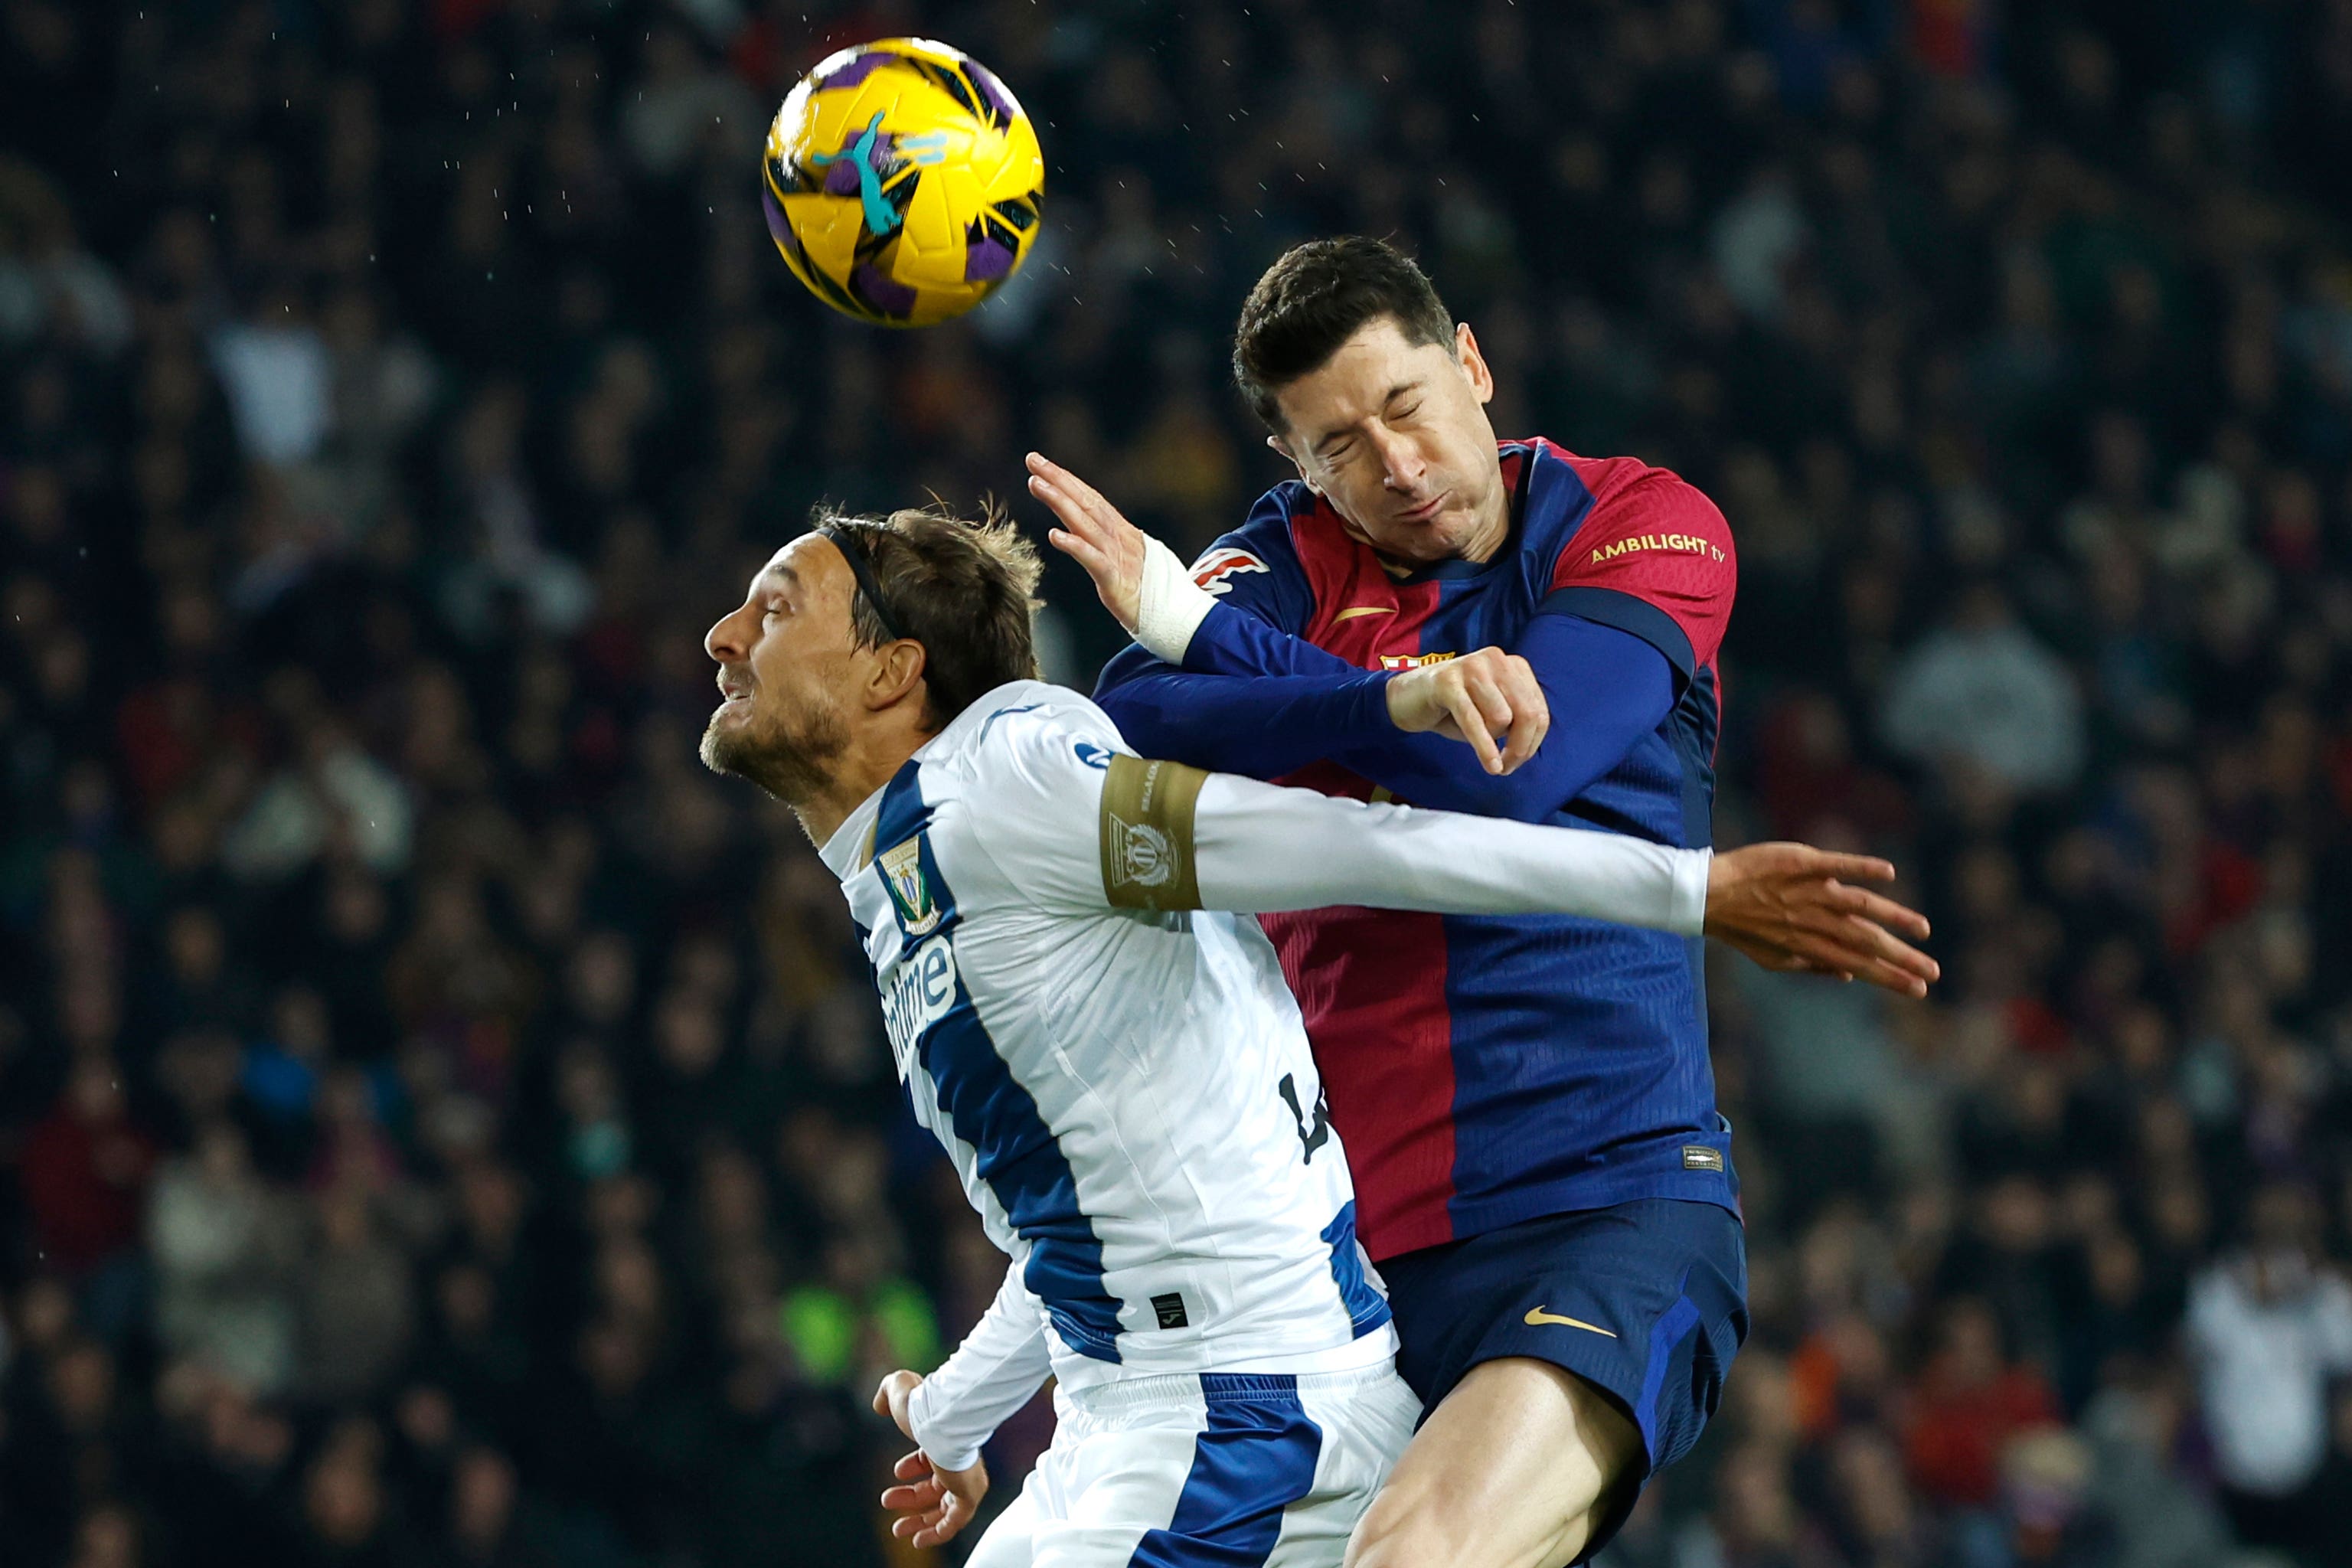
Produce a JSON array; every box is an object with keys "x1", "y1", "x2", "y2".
[{"x1": 1523, "y1": 1307, "x2": 1618, "y2": 1338}]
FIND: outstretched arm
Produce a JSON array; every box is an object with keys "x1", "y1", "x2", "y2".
[
  {"x1": 962, "y1": 704, "x2": 1936, "y2": 996},
  {"x1": 1095, "y1": 755, "x2": 1939, "y2": 995}
]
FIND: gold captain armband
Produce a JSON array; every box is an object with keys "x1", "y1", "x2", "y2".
[{"x1": 1099, "y1": 754, "x2": 1208, "y2": 911}]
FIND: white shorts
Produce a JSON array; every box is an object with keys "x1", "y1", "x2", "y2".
[{"x1": 965, "y1": 1362, "x2": 1421, "y2": 1568}]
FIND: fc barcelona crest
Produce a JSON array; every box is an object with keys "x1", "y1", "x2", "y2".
[{"x1": 878, "y1": 836, "x2": 942, "y2": 936}]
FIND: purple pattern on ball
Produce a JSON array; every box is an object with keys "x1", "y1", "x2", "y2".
[
  {"x1": 851, "y1": 263, "x2": 917, "y2": 316},
  {"x1": 823, "y1": 158, "x2": 863, "y2": 197},
  {"x1": 965, "y1": 59, "x2": 1018, "y2": 125},
  {"x1": 964, "y1": 235, "x2": 1015, "y2": 282},
  {"x1": 760, "y1": 188, "x2": 800, "y2": 257},
  {"x1": 813, "y1": 51, "x2": 893, "y2": 90}
]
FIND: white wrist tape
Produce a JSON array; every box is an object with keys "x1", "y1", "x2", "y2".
[{"x1": 1133, "y1": 532, "x2": 1219, "y2": 665}]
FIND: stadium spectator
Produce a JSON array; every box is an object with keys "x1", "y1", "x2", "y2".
[{"x1": 2184, "y1": 1182, "x2": 2352, "y2": 1559}]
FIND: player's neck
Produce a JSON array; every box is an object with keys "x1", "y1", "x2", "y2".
[
  {"x1": 1458, "y1": 495, "x2": 1511, "y2": 565},
  {"x1": 791, "y1": 727, "x2": 936, "y2": 849},
  {"x1": 1364, "y1": 491, "x2": 1511, "y2": 577}
]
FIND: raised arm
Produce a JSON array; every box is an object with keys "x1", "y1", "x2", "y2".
[
  {"x1": 1034, "y1": 452, "x2": 1673, "y2": 821},
  {"x1": 1181, "y1": 599, "x2": 1674, "y2": 821}
]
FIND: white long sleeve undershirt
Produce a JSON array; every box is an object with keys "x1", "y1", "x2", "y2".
[
  {"x1": 1187, "y1": 770, "x2": 1710, "y2": 932},
  {"x1": 906, "y1": 1263, "x2": 1053, "y2": 1473}
]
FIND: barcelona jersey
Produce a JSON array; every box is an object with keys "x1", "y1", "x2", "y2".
[{"x1": 1096, "y1": 439, "x2": 1740, "y2": 1261}]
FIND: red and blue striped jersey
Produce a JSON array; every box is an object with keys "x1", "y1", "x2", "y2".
[{"x1": 1099, "y1": 439, "x2": 1740, "y2": 1260}]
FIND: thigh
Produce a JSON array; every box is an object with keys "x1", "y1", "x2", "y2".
[
  {"x1": 1370, "y1": 1200, "x2": 1749, "y2": 1565},
  {"x1": 963, "y1": 1479, "x2": 1044, "y2": 1568},
  {"x1": 1025, "y1": 1414, "x2": 1200, "y2": 1568},
  {"x1": 1035, "y1": 1377, "x2": 1339, "y2": 1568},
  {"x1": 1383, "y1": 1202, "x2": 1747, "y2": 1467},
  {"x1": 1269, "y1": 1368, "x2": 1423, "y2": 1567},
  {"x1": 1346, "y1": 1357, "x2": 1638, "y2": 1568}
]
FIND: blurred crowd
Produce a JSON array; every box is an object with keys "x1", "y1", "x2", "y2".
[{"x1": 4, "y1": 0, "x2": 2352, "y2": 1566}]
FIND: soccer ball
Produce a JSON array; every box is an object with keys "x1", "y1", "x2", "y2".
[{"x1": 761, "y1": 38, "x2": 1044, "y2": 327}]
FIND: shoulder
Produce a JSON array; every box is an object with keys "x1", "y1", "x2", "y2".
[
  {"x1": 1187, "y1": 481, "x2": 1316, "y2": 607},
  {"x1": 1533, "y1": 446, "x2": 1740, "y2": 587},
  {"x1": 1527, "y1": 442, "x2": 1738, "y2": 671},
  {"x1": 1553, "y1": 448, "x2": 1733, "y2": 558},
  {"x1": 930, "y1": 681, "x2": 1125, "y2": 793},
  {"x1": 914, "y1": 683, "x2": 1124, "y2": 911}
]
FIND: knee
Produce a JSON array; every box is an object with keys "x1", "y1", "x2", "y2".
[
  {"x1": 1348, "y1": 1478, "x2": 1602, "y2": 1568},
  {"x1": 1344, "y1": 1487, "x2": 1464, "y2": 1568}
]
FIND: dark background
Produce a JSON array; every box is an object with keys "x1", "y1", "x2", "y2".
[{"x1": 4, "y1": 2, "x2": 2352, "y2": 1566}]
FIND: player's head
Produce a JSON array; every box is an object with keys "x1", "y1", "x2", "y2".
[
  {"x1": 701, "y1": 505, "x2": 1042, "y2": 808},
  {"x1": 1234, "y1": 237, "x2": 1507, "y2": 565}
]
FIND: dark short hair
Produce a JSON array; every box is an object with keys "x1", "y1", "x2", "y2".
[
  {"x1": 1232, "y1": 237, "x2": 1456, "y2": 432},
  {"x1": 815, "y1": 504, "x2": 1042, "y2": 730}
]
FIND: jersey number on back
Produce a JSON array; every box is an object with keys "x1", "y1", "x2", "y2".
[{"x1": 1278, "y1": 1073, "x2": 1331, "y2": 1164}]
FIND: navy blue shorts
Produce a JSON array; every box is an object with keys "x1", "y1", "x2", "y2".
[{"x1": 1377, "y1": 1198, "x2": 1749, "y2": 1562}]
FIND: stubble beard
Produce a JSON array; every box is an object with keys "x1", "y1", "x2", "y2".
[{"x1": 698, "y1": 694, "x2": 848, "y2": 809}]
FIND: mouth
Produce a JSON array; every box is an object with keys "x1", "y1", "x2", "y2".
[
  {"x1": 714, "y1": 678, "x2": 756, "y2": 716},
  {"x1": 1395, "y1": 490, "x2": 1449, "y2": 524}
]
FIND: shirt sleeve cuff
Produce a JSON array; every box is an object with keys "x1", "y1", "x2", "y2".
[
  {"x1": 906, "y1": 1384, "x2": 983, "y2": 1475},
  {"x1": 1670, "y1": 848, "x2": 1711, "y2": 937}
]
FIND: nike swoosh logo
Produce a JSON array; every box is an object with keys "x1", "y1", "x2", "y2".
[
  {"x1": 1332, "y1": 606, "x2": 1396, "y2": 622},
  {"x1": 1524, "y1": 1308, "x2": 1618, "y2": 1338}
]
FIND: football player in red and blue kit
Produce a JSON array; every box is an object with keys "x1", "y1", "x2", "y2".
[{"x1": 1028, "y1": 238, "x2": 1937, "y2": 1568}]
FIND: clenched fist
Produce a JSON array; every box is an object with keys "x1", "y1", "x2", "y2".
[{"x1": 1383, "y1": 647, "x2": 1551, "y2": 776}]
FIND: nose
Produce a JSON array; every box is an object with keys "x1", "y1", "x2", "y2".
[
  {"x1": 1371, "y1": 426, "x2": 1425, "y2": 492},
  {"x1": 706, "y1": 607, "x2": 749, "y2": 663}
]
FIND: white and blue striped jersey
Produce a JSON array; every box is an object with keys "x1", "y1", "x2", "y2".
[
  {"x1": 814, "y1": 681, "x2": 1710, "y2": 1462},
  {"x1": 819, "y1": 684, "x2": 1393, "y2": 1399}
]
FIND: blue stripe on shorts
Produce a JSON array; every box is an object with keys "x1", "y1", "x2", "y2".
[{"x1": 1126, "y1": 1374, "x2": 1324, "y2": 1566}]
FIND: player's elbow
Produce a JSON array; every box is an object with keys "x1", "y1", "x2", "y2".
[
  {"x1": 1344, "y1": 1493, "x2": 1491, "y2": 1568},
  {"x1": 1089, "y1": 680, "x2": 1165, "y2": 747},
  {"x1": 1429, "y1": 770, "x2": 1561, "y2": 825}
]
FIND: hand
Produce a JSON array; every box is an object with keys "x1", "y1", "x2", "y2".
[
  {"x1": 873, "y1": 1370, "x2": 989, "y2": 1547},
  {"x1": 1704, "y1": 844, "x2": 1939, "y2": 998},
  {"x1": 1383, "y1": 647, "x2": 1550, "y2": 776},
  {"x1": 1028, "y1": 452, "x2": 1147, "y2": 632}
]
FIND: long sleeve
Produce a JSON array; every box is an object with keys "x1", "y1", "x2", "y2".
[
  {"x1": 1188, "y1": 769, "x2": 1708, "y2": 927},
  {"x1": 906, "y1": 1263, "x2": 1053, "y2": 1473},
  {"x1": 1096, "y1": 754, "x2": 1708, "y2": 933},
  {"x1": 1098, "y1": 603, "x2": 1675, "y2": 823},
  {"x1": 1093, "y1": 639, "x2": 1394, "y2": 778},
  {"x1": 952, "y1": 697, "x2": 1703, "y2": 935}
]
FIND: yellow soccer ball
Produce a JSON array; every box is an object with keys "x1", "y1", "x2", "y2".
[{"x1": 761, "y1": 37, "x2": 1045, "y2": 327}]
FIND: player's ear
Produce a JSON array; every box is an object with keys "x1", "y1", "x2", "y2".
[
  {"x1": 867, "y1": 637, "x2": 928, "y2": 712},
  {"x1": 1455, "y1": 322, "x2": 1495, "y2": 406}
]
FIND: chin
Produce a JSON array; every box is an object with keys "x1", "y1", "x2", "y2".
[
  {"x1": 1393, "y1": 514, "x2": 1472, "y2": 561},
  {"x1": 697, "y1": 720, "x2": 740, "y2": 777}
]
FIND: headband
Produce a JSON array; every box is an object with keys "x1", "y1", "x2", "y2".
[{"x1": 816, "y1": 523, "x2": 907, "y2": 643}]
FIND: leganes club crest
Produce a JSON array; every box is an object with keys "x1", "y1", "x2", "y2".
[
  {"x1": 878, "y1": 836, "x2": 942, "y2": 936},
  {"x1": 1108, "y1": 814, "x2": 1175, "y2": 889}
]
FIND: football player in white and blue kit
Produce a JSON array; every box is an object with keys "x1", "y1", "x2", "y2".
[{"x1": 697, "y1": 508, "x2": 1934, "y2": 1566}]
